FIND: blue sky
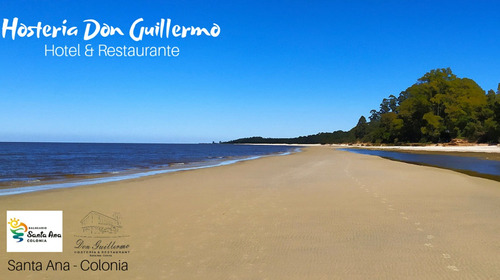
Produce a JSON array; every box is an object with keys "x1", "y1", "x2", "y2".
[{"x1": 1, "y1": 0, "x2": 499, "y2": 143}]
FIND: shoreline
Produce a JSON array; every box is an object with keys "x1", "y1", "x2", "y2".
[
  {"x1": 333, "y1": 143, "x2": 500, "y2": 153},
  {"x1": 335, "y1": 144, "x2": 500, "y2": 161},
  {"x1": 340, "y1": 148, "x2": 500, "y2": 182},
  {"x1": 338, "y1": 146, "x2": 500, "y2": 182},
  {"x1": 235, "y1": 143, "x2": 321, "y2": 146},
  {"x1": 0, "y1": 149, "x2": 299, "y2": 197},
  {"x1": 1, "y1": 146, "x2": 499, "y2": 279},
  {"x1": 237, "y1": 142, "x2": 500, "y2": 154}
]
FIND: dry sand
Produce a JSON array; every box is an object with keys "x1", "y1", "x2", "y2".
[{"x1": 1, "y1": 146, "x2": 499, "y2": 279}]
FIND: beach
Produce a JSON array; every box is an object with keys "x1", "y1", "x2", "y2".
[{"x1": 1, "y1": 146, "x2": 499, "y2": 279}]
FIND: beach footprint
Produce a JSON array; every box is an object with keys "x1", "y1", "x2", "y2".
[{"x1": 447, "y1": 265, "x2": 459, "y2": 272}]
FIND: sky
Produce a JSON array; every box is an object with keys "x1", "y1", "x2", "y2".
[{"x1": 1, "y1": 0, "x2": 499, "y2": 143}]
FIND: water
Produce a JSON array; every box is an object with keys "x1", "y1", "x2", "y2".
[
  {"x1": 340, "y1": 148, "x2": 500, "y2": 178},
  {"x1": 0, "y1": 143, "x2": 298, "y2": 195}
]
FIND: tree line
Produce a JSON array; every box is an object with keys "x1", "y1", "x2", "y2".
[{"x1": 226, "y1": 68, "x2": 500, "y2": 145}]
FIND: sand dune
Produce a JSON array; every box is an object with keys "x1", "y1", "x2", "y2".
[{"x1": 1, "y1": 146, "x2": 499, "y2": 279}]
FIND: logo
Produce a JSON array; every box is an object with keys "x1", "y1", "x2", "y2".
[
  {"x1": 6, "y1": 211, "x2": 63, "y2": 252},
  {"x1": 80, "y1": 211, "x2": 122, "y2": 235},
  {"x1": 8, "y1": 218, "x2": 28, "y2": 242},
  {"x1": 74, "y1": 211, "x2": 130, "y2": 258}
]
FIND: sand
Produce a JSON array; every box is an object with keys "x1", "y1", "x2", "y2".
[{"x1": 1, "y1": 146, "x2": 499, "y2": 279}]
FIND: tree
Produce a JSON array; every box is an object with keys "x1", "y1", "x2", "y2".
[
  {"x1": 369, "y1": 109, "x2": 380, "y2": 122},
  {"x1": 421, "y1": 112, "x2": 444, "y2": 142},
  {"x1": 379, "y1": 112, "x2": 403, "y2": 143},
  {"x1": 365, "y1": 68, "x2": 491, "y2": 143},
  {"x1": 226, "y1": 70, "x2": 500, "y2": 144},
  {"x1": 353, "y1": 116, "x2": 368, "y2": 140}
]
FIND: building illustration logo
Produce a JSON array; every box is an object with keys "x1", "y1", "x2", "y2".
[
  {"x1": 80, "y1": 211, "x2": 122, "y2": 235},
  {"x1": 6, "y1": 211, "x2": 63, "y2": 252},
  {"x1": 74, "y1": 211, "x2": 130, "y2": 258},
  {"x1": 8, "y1": 218, "x2": 28, "y2": 242}
]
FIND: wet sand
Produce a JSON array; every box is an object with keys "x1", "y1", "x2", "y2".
[{"x1": 1, "y1": 146, "x2": 499, "y2": 279}]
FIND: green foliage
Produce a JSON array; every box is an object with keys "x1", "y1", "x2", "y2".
[
  {"x1": 226, "y1": 69, "x2": 500, "y2": 145},
  {"x1": 225, "y1": 131, "x2": 355, "y2": 145},
  {"x1": 360, "y1": 68, "x2": 495, "y2": 143},
  {"x1": 421, "y1": 112, "x2": 443, "y2": 141},
  {"x1": 353, "y1": 116, "x2": 368, "y2": 139}
]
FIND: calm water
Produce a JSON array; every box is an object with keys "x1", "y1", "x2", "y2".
[
  {"x1": 0, "y1": 143, "x2": 297, "y2": 189},
  {"x1": 340, "y1": 148, "x2": 500, "y2": 177}
]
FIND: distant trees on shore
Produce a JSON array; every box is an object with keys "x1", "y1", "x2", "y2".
[
  {"x1": 227, "y1": 68, "x2": 500, "y2": 144},
  {"x1": 353, "y1": 68, "x2": 500, "y2": 144}
]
